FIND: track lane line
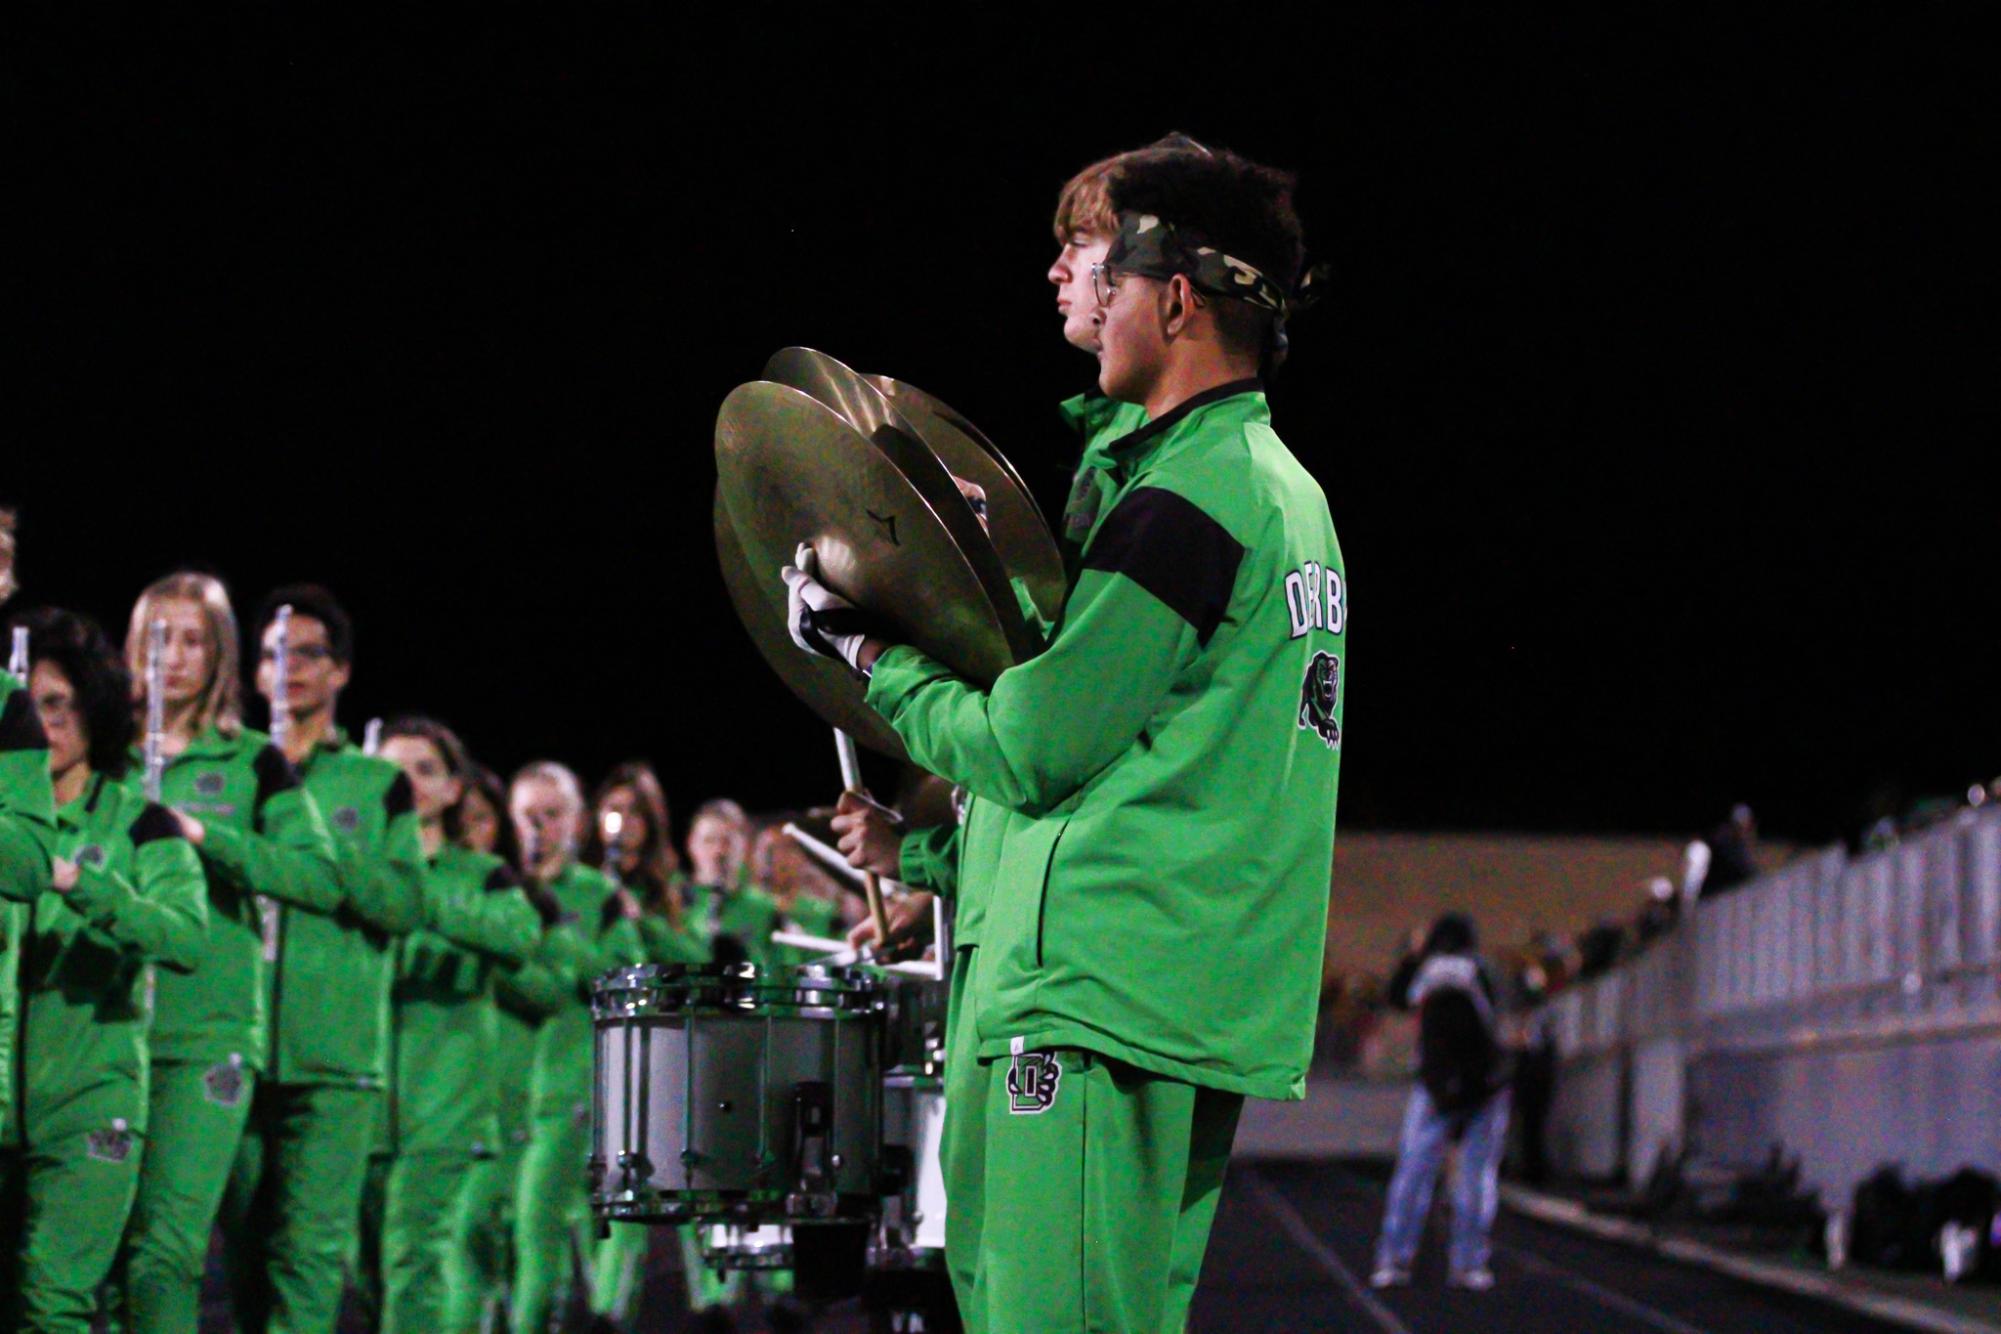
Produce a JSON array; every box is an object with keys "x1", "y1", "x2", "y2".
[
  {"x1": 1494, "y1": 1242, "x2": 1715, "y2": 1334},
  {"x1": 1238, "y1": 1166, "x2": 1415, "y2": 1334}
]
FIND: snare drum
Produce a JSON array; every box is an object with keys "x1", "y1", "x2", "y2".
[
  {"x1": 591, "y1": 963, "x2": 882, "y2": 1224},
  {"x1": 871, "y1": 1071, "x2": 948, "y2": 1270}
]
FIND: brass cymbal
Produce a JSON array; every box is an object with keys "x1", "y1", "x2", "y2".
[
  {"x1": 866, "y1": 374, "x2": 1067, "y2": 623},
  {"x1": 764, "y1": 348, "x2": 1064, "y2": 622},
  {"x1": 714, "y1": 381, "x2": 1037, "y2": 757},
  {"x1": 713, "y1": 489, "x2": 908, "y2": 761}
]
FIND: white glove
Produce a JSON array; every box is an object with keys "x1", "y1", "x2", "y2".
[{"x1": 781, "y1": 544, "x2": 883, "y2": 677}]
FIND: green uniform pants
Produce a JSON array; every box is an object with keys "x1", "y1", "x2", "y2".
[
  {"x1": 444, "y1": 1144, "x2": 521, "y2": 1333},
  {"x1": 511, "y1": 1107, "x2": 593, "y2": 1333},
  {"x1": 358, "y1": 1148, "x2": 477, "y2": 1333},
  {"x1": 220, "y1": 1081, "x2": 379, "y2": 1333},
  {"x1": 1, "y1": 1115, "x2": 143, "y2": 1333},
  {"x1": 120, "y1": 1058, "x2": 257, "y2": 1334},
  {"x1": 973, "y1": 1048, "x2": 1241, "y2": 1334},
  {"x1": 588, "y1": 1221, "x2": 650, "y2": 1322},
  {"x1": 941, "y1": 945, "x2": 986, "y2": 1328}
]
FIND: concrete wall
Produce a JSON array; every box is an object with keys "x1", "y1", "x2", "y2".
[{"x1": 1538, "y1": 806, "x2": 2001, "y2": 1205}]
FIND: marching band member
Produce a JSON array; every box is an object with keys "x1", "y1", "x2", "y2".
[
  {"x1": 505, "y1": 761, "x2": 644, "y2": 1334},
  {"x1": 115, "y1": 573, "x2": 338, "y2": 1334},
  {"x1": 589, "y1": 761, "x2": 704, "y2": 968},
  {"x1": 790, "y1": 145, "x2": 1342, "y2": 1332},
  {"x1": 583, "y1": 762, "x2": 705, "y2": 1331},
  {"x1": 832, "y1": 138, "x2": 1180, "y2": 1327},
  {"x1": 444, "y1": 762, "x2": 538, "y2": 1334},
  {"x1": 683, "y1": 798, "x2": 779, "y2": 971},
  {"x1": 754, "y1": 826, "x2": 852, "y2": 964},
  {"x1": 216, "y1": 584, "x2": 424, "y2": 1332},
  {"x1": 0, "y1": 507, "x2": 59, "y2": 1156},
  {"x1": 0, "y1": 609, "x2": 206, "y2": 1332},
  {"x1": 361, "y1": 717, "x2": 542, "y2": 1332}
]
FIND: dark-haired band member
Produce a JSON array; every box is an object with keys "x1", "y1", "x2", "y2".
[
  {"x1": 443, "y1": 763, "x2": 536, "y2": 1333},
  {"x1": 0, "y1": 609, "x2": 205, "y2": 1330},
  {"x1": 506, "y1": 761, "x2": 644, "y2": 1334},
  {"x1": 359, "y1": 718, "x2": 542, "y2": 1333},
  {"x1": 790, "y1": 146, "x2": 1344, "y2": 1331},
  {"x1": 584, "y1": 762, "x2": 706, "y2": 1329},
  {"x1": 115, "y1": 573, "x2": 338, "y2": 1334},
  {"x1": 218, "y1": 584, "x2": 425, "y2": 1332},
  {"x1": 0, "y1": 508, "x2": 60, "y2": 1159}
]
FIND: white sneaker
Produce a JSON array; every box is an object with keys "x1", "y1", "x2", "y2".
[
  {"x1": 1449, "y1": 1266, "x2": 1495, "y2": 1291},
  {"x1": 1369, "y1": 1263, "x2": 1411, "y2": 1288}
]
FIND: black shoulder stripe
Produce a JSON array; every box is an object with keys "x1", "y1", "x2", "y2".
[
  {"x1": 483, "y1": 863, "x2": 521, "y2": 892},
  {"x1": 1081, "y1": 487, "x2": 1244, "y2": 645},
  {"x1": 0, "y1": 688, "x2": 49, "y2": 753},
  {"x1": 252, "y1": 744, "x2": 301, "y2": 810},
  {"x1": 130, "y1": 801, "x2": 187, "y2": 847},
  {"x1": 383, "y1": 771, "x2": 415, "y2": 820}
]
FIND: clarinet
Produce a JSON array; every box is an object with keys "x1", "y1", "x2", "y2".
[
  {"x1": 267, "y1": 605, "x2": 295, "y2": 752},
  {"x1": 258, "y1": 605, "x2": 294, "y2": 966},
  {"x1": 143, "y1": 619, "x2": 167, "y2": 803}
]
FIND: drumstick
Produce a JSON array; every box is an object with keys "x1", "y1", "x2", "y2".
[
  {"x1": 834, "y1": 729, "x2": 891, "y2": 949},
  {"x1": 769, "y1": 929, "x2": 940, "y2": 977},
  {"x1": 780, "y1": 823, "x2": 867, "y2": 886}
]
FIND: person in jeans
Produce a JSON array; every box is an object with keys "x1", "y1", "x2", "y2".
[{"x1": 1372, "y1": 913, "x2": 1511, "y2": 1291}]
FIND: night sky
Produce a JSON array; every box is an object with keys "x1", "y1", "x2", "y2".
[{"x1": 10, "y1": 9, "x2": 1993, "y2": 846}]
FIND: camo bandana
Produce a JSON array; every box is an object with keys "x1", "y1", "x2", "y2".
[{"x1": 1105, "y1": 210, "x2": 1288, "y2": 313}]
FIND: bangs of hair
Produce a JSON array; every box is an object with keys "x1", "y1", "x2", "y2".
[
  {"x1": 1053, "y1": 156, "x2": 1120, "y2": 243},
  {"x1": 128, "y1": 571, "x2": 244, "y2": 738}
]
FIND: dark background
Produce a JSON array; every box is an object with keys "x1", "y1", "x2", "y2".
[{"x1": 9, "y1": 8, "x2": 1994, "y2": 846}]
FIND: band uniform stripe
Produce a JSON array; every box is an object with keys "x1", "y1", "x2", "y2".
[{"x1": 1082, "y1": 487, "x2": 1244, "y2": 644}]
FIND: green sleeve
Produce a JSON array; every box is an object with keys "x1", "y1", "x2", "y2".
[
  {"x1": 866, "y1": 562, "x2": 1199, "y2": 817},
  {"x1": 595, "y1": 914, "x2": 645, "y2": 976},
  {"x1": 199, "y1": 766, "x2": 343, "y2": 911},
  {"x1": 0, "y1": 683, "x2": 57, "y2": 903},
  {"x1": 337, "y1": 774, "x2": 426, "y2": 935},
  {"x1": 64, "y1": 810, "x2": 209, "y2": 973},
  {"x1": 897, "y1": 824, "x2": 961, "y2": 895},
  {"x1": 640, "y1": 914, "x2": 708, "y2": 966},
  {"x1": 498, "y1": 923, "x2": 593, "y2": 1017},
  {"x1": 427, "y1": 878, "x2": 540, "y2": 967}
]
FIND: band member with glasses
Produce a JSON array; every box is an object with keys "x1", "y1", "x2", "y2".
[
  {"x1": 114, "y1": 572, "x2": 338, "y2": 1334},
  {"x1": 359, "y1": 717, "x2": 542, "y2": 1332},
  {"x1": 0, "y1": 508, "x2": 59, "y2": 1159},
  {"x1": 791, "y1": 145, "x2": 1341, "y2": 1332},
  {"x1": 219, "y1": 584, "x2": 425, "y2": 1332},
  {"x1": 506, "y1": 761, "x2": 644, "y2": 1334},
  {"x1": 0, "y1": 608, "x2": 206, "y2": 1332}
]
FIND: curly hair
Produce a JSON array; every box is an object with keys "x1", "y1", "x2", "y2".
[
  {"x1": 1108, "y1": 146, "x2": 1306, "y2": 360},
  {"x1": 9, "y1": 606, "x2": 137, "y2": 777}
]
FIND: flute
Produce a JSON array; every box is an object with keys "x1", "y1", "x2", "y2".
[
  {"x1": 267, "y1": 605, "x2": 295, "y2": 752},
  {"x1": 362, "y1": 717, "x2": 383, "y2": 757},
  {"x1": 143, "y1": 619, "x2": 167, "y2": 803},
  {"x1": 7, "y1": 626, "x2": 26, "y2": 683}
]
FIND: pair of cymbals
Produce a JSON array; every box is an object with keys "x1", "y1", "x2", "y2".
[{"x1": 714, "y1": 349, "x2": 1064, "y2": 760}]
